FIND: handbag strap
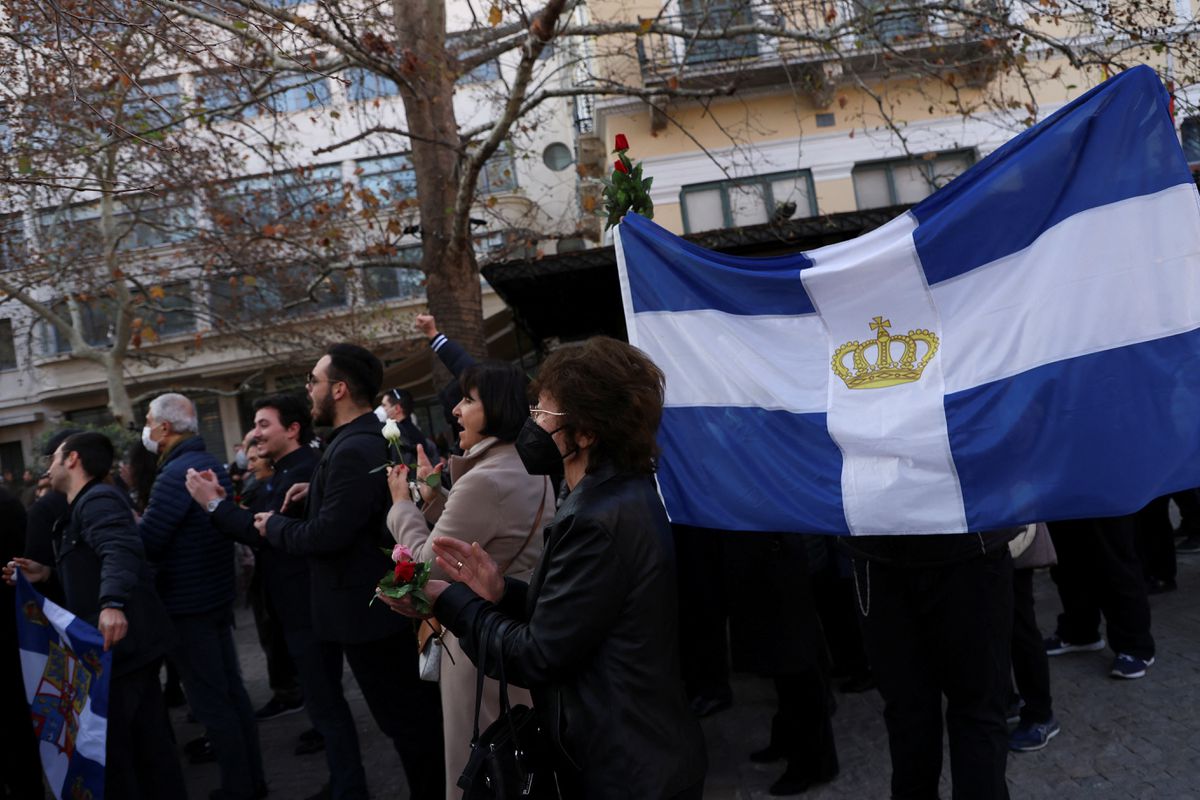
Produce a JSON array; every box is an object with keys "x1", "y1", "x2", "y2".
[
  {"x1": 469, "y1": 612, "x2": 498, "y2": 743},
  {"x1": 498, "y1": 480, "x2": 548, "y2": 576}
]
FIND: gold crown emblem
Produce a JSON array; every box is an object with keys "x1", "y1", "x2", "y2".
[{"x1": 832, "y1": 316, "x2": 939, "y2": 390}]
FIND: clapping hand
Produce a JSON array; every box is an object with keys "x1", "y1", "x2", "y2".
[{"x1": 432, "y1": 538, "x2": 505, "y2": 603}]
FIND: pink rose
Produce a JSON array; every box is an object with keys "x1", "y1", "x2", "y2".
[{"x1": 392, "y1": 543, "x2": 413, "y2": 563}]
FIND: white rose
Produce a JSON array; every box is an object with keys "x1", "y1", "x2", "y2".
[{"x1": 381, "y1": 419, "x2": 401, "y2": 443}]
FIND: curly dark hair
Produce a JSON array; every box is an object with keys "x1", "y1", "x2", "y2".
[{"x1": 531, "y1": 337, "x2": 665, "y2": 474}]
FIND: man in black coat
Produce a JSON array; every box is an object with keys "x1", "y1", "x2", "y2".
[
  {"x1": 1, "y1": 484, "x2": 43, "y2": 800},
  {"x1": 4, "y1": 432, "x2": 185, "y2": 798},
  {"x1": 255, "y1": 343, "x2": 444, "y2": 800}
]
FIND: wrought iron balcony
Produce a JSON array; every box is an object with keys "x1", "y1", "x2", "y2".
[{"x1": 636, "y1": 1, "x2": 1006, "y2": 104}]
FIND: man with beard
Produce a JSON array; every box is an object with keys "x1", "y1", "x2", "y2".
[
  {"x1": 5, "y1": 432, "x2": 185, "y2": 798},
  {"x1": 254, "y1": 344, "x2": 444, "y2": 800}
]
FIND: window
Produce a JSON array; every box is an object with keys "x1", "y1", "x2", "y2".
[
  {"x1": 344, "y1": 68, "x2": 399, "y2": 102},
  {"x1": 543, "y1": 142, "x2": 573, "y2": 171},
  {"x1": 479, "y1": 150, "x2": 517, "y2": 195},
  {"x1": 113, "y1": 196, "x2": 195, "y2": 251},
  {"x1": 210, "y1": 273, "x2": 284, "y2": 323},
  {"x1": 362, "y1": 248, "x2": 424, "y2": 301},
  {"x1": 0, "y1": 319, "x2": 16, "y2": 370},
  {"x1": 123, "y1": 80, "x2": 182, "y2": 130},
  {"x1": 459, "y1": 56, "x2": 500, "y2": 85},
  {"x1": 194, "y1": 73, "x2": 256, "y2": 119},
  {"x1": 852, "y1": 151, "x2": 974, "y2": 209},
  {"x1": 135, "y1": 282, "x2": 195, "y2": 338},
  {"x1": 194, "y1": 395, "x2": 226, "y2": 456},
  {"x1": 216, "y1": 165, "x2": 343, "y2": 229},
  {"x1": 263, "y1": 73, "x2": 332, "y2": 115},
  {"x1": 357, "y1": 154, "x2": 417, "y2": 202},
  {"x1": 680, "y1": 170, "x2": 817, "y2": 233},
  {"x1": 0, "y1": 214, "x2": 26, "y2": 270},
  {"x1": 852, "y1": 0, "x2": 927, "y2": 45},
  {"x1": 1183, "y1": 116, "x2": 1200, "y2": 164},
  {"x1": 46, "y1": 298, "x2": 113, "y2": 354},
  {"x1": 37, "y1": 205, "x2": 103, "y2": 259},
  {"x1": 676, "y1": 0, "x2": 758, "y2": 64}
]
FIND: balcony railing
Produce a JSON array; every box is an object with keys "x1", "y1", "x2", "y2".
[{"x1": 637, "y1": 0, "x2": 1004, "y2": 92}]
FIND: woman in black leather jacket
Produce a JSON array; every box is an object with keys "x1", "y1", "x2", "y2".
[{"x1": 423, "y1": 337, "x2": 706, "y2": 799}]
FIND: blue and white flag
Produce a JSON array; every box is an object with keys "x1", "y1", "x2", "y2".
[
  {"x1": 616, "y1": 65, "x2": 1200, "y2": 535},
  {"x1": 14, "y1": 570, "x2": 110, "y2": 800}
]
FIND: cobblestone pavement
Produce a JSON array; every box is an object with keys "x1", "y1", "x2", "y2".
[{"x1": 178, "y1": 556, "x2": 1200, "y2": 799}]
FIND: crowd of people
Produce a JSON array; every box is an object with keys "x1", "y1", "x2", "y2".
[{"x1": 0, "y1": 312, "x2": 1196, "y2": 800}]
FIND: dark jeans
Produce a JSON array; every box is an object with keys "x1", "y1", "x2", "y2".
[
  {"x1": 106, "y1": 659, "x2": 188, "y2": 799},
  {"x1": 1048, "y1": 516, "x2": 1155, "y2": 660},
  {"x1": 251, "y1": 577, "x2": 301, "y2": 703},
  {"x1": 1011, "y1": 568, "x2": 1052, "y2": 725},
  {"x1": 337, "y1": 630, "x2": 445, "y2": 800},
  {"x1": 856, "y1": 548, "x2": 1012, "y2": 800},
  {"x1": 171, "y1": 607, "x2": 265, "y2": 800},
  {"x1": 298, "y1": 634, "x2": 369, "y2": 800}
]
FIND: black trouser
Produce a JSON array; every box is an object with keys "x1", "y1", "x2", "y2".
[
  {"x1": 1048, "y1": 516, "x2": 1155, "y2": 660},
  {"x1": 770, "y1": 669, "x2": 839, "y2": 781},
  {"x1": 1135, "y1": 496, "x2": 1177, "y2": 584},
  {"x1": 340, "y1": 631, "x2": 445, "y2": 800},
  {"x1": 106, "y1": 659, "x2": 188, "y2": 800},
  {"x1": 856, "y1": 549, "x2": 1012, "y2": 800},
  {"x1": 2, "y1": 644, "x2": 45, "y2": 800},
  {"x1": 1011, "y1": 568, "x2": 1053, "y2": 725},
  {"x1": 250, "y1": 576, "x2": 301, "y2": 703},
  {"x1": 811, "y1": 553, "x2": 870, "y2": 678},
  {"x1": 672, "y1": 524, "x2": 731, "y2": 701}
]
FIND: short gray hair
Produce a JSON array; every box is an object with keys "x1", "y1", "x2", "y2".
[{"x1": 149, "y1": 393, "x2": 198, "y2": 434}]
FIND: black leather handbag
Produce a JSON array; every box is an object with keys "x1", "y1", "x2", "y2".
[{"x1": 458, "y1": 616, "x2": 560, "y2": 800}]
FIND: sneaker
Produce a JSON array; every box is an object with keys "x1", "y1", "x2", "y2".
[
  {"x1": 1044, "y1": 634, "x2": 1106, "y2": 656},
  {"x1": 254, "y1": 696, "x2": 304, "y2": 720},
  {"x1": 1176, "y1": 534, "x2": 1200, "y2": 553},
  {"x1": 1110, "y1": 653, "x2": 1155, "y2": 679},
  {"x1": 1009, "y1": 717, "x2": 1061, "y2": 752}
]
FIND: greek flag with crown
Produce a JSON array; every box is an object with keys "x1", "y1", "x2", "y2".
[
  {"x1": 14, "y1": 570, "x2": 110, "y2": 800},
  {"x1": 615, "y1": 65, "x2": 1200, "y2": 535}
]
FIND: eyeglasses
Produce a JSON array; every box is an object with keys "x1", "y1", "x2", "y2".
[
  {"x1": 306, "y1": 373, "x2": 344, "y2": 389},
  {"x1": 529, "y1": 407, "x2": 567, "y2": 423}
]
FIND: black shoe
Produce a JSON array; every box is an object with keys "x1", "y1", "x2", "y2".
[
  {"x1": 255, "y1": 696, "x2": 304, "y2": 720},
  {"x1": 837, "y1": 672, "x2": 876, "y2": 694},
  {"x1": 188, "y1": 737, "x2": 216, "y2": 765},
  {"x1": 303, "y1": 785, "x2": 331, "y2": 800},
  {"x1": 1176, "y1": 534, "x2": 1200, "y2": 553},
  {"x1": 294, "y1": 729, "x2": 326, "y2": 756},
  {"x1": 689, "y1": 693, "x2": 732, "y2": 718},
  {"x1": 769, "y1": 766, "x2": 838, "y2": 796},
  {"x1": 750, "y1": 745, "x2": 785, "y2": 764},
  {"x1": 1147, "y1": 578, "x2": 1177, "y2": 595}
]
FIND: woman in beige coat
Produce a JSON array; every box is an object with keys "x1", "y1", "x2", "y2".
[{"x1": 384, "y1": 361, "x2": 549, "y2": 799}]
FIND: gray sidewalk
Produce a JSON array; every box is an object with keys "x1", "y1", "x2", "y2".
[{"x1": 177, "y1": 557, "x2": 1200, "y2": 799}]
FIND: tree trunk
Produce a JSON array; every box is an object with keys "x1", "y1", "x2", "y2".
[
  {"x1": 105, "y1": 356, "x2": 136, "y2": 428},
  {"x1": 394, "y1": 0, "x2": 488, "y2": 363}
]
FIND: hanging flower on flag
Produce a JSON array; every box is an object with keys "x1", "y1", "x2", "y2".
[{"x1": 602, "y1": 133, "x2": 653, "y2": 230}]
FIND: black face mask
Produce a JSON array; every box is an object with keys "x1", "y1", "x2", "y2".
[{"x1": 515, "y1": 417, "x2": 569, "y2": 476}]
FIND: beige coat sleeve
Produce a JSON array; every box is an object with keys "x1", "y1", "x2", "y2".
[{"x1": 386, "y1": 470, "x2": 500, "y2": 581}]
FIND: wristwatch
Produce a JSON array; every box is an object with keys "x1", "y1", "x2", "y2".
[{"x1": 205, "y1": 498, "x2": 222, "y2": 514}]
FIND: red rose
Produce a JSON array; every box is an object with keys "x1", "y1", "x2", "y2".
[
  {"x1": 394, "y1": 560, "x2": 416, "y2": 582},
  {"x1": 614, "y1": 133, "x2": 629, "y2": 151},
  {"x1": 614, "y1": 159, "x2": 629, "y2": 174}
]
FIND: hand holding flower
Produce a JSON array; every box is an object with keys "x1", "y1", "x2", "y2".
[{"x1": 388, "y1": 463, "x2": 413, "y2": 505}]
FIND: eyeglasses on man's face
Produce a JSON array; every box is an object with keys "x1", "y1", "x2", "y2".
[
  {"x1": 529, "y1": 407, "x2": 567, "y2": 424},
  {"x1": 306, "y1": 373, "x2": 344, "y2": 389}
]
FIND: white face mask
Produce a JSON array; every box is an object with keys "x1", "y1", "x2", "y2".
[
  {"x1": 141, "y1": 425, "x2": 159, "y2": 454},
  {"x1": 234, "y1": 449, "x2": 249, "y2": 470},
  {"x1": 373, "y1": 405, "x2": 389, "y2": 423}
]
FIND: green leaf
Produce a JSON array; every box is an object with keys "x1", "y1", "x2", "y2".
[
  {"x1": 425, "y1": 473, "x2": 441, "y2": 488},
  {"x1": 232, "y1": 19, "x2": 249, "y2": 30},
  {"x1": 16, "y1": 155, "x2": 32, "y2": 174}
]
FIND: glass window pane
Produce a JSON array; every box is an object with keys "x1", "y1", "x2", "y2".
[
  {"x1": 267, "y1": 73, "x2": 332, "y2": 114},
  {"x1": 892, "y1": 162, "x2": 934, "y2": 204},
  {"x1": 682, "y1": 188, "x2": 725, "y2": 233},
  {"x1": 358, "y1": 154, "x2": 416, "y2": 202},
  {"x1": 931, "y1": 153, "x2": 972, "y2": 189},
  {"x1": 480, "y1": 152, "x2": 517, "y2": 194},
  {"x1": 769, "y1": 176, "x2": 813, "y2": 219},
  {"x1": 853, "y1": 167, "x2": 892, "y2": 209},
  {"x1": 728, "y1": 182, "x2": 769, "y2": 227},
  {"x1": 1184, "y1": 118, "x2": 1200, "y2": 163},
  {"x1": 345, "y1": 68, "x2": 399, "y2": 102},
  {"x1": 0, "y1": 319, "x2": 15, "y2": 369}
]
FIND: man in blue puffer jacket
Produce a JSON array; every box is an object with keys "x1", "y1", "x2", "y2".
[{"x1": 140, "y1": 392, "x2": 266, "y2": 800}]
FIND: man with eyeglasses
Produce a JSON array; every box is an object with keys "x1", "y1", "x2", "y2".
[{"x1": 254, "y1": 343, "x2": 444, "y2": 800}]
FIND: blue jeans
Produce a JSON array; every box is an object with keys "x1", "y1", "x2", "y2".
[{"x1": 170, "y1": 607, "x2": 265, "y2": 800}]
